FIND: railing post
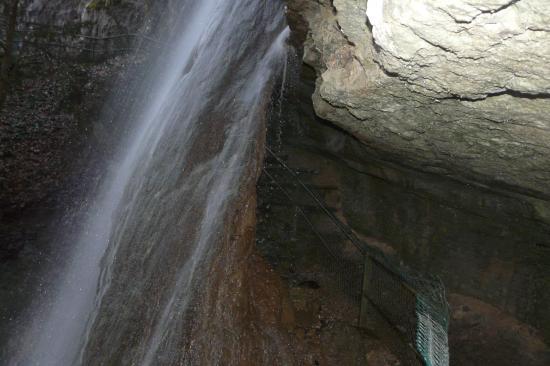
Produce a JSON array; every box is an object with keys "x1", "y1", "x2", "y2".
[{"x1": 359, "y1": 255, "x2": 373, "y2": 329}]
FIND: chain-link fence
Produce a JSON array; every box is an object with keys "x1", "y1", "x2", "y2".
[{"x1": 263, "y1": 146, "x2": 450, "y2": 366}]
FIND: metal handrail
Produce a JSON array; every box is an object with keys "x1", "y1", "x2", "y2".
[
  {"x1": 266, "y1": 146, "x2": 366, "y2": 255},
  {"x1": 263, "y1": 146, "x2": 450, "y2": 366}
]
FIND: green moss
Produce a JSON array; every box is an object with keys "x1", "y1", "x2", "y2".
[{"x1": 85, "y1": 0, "x2": 120, "y2": 10}]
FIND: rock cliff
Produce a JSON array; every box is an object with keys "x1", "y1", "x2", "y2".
[
  {"x1": 288, "y1": 0, "x2": 550, "y2": 205},
  {"x1": 285, "y1": 0, "x2": 550, "y2": 351},
  {"x1": 17, "y1": 0, "x2": 170, "y2": 58}
]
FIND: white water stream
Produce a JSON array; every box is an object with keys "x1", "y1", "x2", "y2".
[{"x1": 11, "y1": 1, "x2": 288, "y2": 364}]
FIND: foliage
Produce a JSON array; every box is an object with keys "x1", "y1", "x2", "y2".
[{"x1": 85, "y1": 0, "x2": 121, "y2": 11}]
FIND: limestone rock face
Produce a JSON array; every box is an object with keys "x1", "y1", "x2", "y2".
[
  {"x1": 368, "y1": 0, "x2": 550, "y2": 98},
  {"x1": 19, "y1": 0, "x2": 167, "y2": 57},
  {"x1": 23, "y1": 0, "x2": 145, "y2": 35},
  {"x1": 288, "y1": 0, "x2": 550, "y2": 203}
]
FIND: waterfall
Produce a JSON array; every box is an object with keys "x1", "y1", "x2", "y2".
[{"x1": 10, "y1": 0, "x2": 288, "y2": 364}]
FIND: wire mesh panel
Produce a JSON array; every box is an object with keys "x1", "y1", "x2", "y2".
[
  {"x1": 368, "y1": 257, "x2": 418, "y2": 340},
  {"x1": 416, "y1": 297, "x2": 450, "y2": 366},
  {"x1": 317, "y1": 236, "x2": 363, "y2": 303},
  {"x1": 262, "y1": 146, "x2": 450, "y2": 366},
  {"x1": 365, "y1": 254, "x2": 450, "y2": 366},
  {"x1": 413, "y1": 279, "x2": 450, "y2": 366}
]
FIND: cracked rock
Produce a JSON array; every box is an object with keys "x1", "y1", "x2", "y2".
[{"x1": 287, "y1": 0, "x2": 550, "y2": 200}]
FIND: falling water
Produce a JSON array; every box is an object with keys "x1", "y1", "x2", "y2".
[{"x1": 10, "y1": 0, "x2": 288, "y2": 364}]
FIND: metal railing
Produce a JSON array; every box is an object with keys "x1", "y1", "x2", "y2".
[{"x1": 263, "y1": 146, "x2": 450, "y2": 366}]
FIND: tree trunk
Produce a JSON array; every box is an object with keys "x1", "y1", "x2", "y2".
[{"x1": 0, "y1": 0, "x2": 19, "y2": 110}]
